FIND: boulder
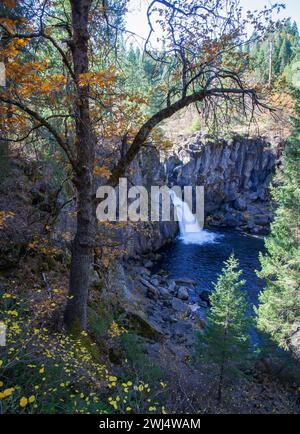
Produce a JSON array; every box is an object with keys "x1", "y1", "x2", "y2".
[
  {"x1": 167, "y1": 279, "x2": 176, "y2": 292},
  {"x1": 158, "y1": 286, "x2": 171, "y2": 299},
  {"x1": 177, "y1": 286, "x2": 189, "y2": 300},
  {"x1": 150, "y1": 277, "x2": 160, "y2": 287},
  {"x1": 171, "y1": 298, "x2": 191, "y2": 316},
  {"x1": 133, "y1": 265, "x2": 151, "y2": 276},
  {"x1": 122, "y1": 311, "x2": 165, "y2": 341},
  {"x1": 139, "y1": 278, "x2": 160, "y2": 299},
  {"x1": 175, "y1": 277, "x2": 196, "y2": 286}
]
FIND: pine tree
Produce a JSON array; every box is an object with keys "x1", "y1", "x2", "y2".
[
  {"x1": 250, "y1": 20, "x2": 299, "y2": 83},
  {"x1": 196, "y1": 254, "x2": 251, "y2": 403},
  {"x1": 256, "y1": 90, "x2": 300, "y2": 350},
  {"x1": 278, "y1": 38, "x2": 293, "y2": 73}
]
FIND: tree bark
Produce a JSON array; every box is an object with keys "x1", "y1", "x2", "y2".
[
  {"x1": 217, "y1": 359, "x2": 224, "y2": 403},
  {"x1": 0, "y1": 26, "x2": 10, "y2": 178},
  {"x1": 64, "y1": 0, "x2": 95, "y2": 331}
]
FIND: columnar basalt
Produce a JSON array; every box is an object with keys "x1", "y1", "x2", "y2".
[{"x1": 166, "y1": 133, "x2": 283, "y2": 235}]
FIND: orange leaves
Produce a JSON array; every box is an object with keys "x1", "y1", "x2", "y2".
[
  {"x1": 78, "y1": 70, "x2": 116, "y2": 88},
  {"x1": 15, "y1": 38, "x2": 28, "y2": 47},
  {"x1": 0, "y1": 17, "x2": 15, "y2": 33},
  {"x1": 0, "y1": 35, "x2": 29, "y2": 62},
  {"x1": 0, "y1": 14, "x2": 31, "y2": 37},
  {"x1": 39, "y1": 74, "x2": 67, "y2": 93},
  {"x1": 6, "y1": 58, "x2": 67, "y2": 107},
  {"x1": 93, "y1": 165, "x2": 111, "y2": 179},
  {"x1": 2, "y1": 0, "x2": 16, "y2": 8},
  {"x1": 126, "y1": 95, "x2": 148, "y2": 105}
]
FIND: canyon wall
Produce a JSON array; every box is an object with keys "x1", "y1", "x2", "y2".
[
  {"x1": 166, "y1": 133, "x2": 283, "y2": 235},
  {"x1": 57, "y1": 132, "x2": 283, "y2": 260}
]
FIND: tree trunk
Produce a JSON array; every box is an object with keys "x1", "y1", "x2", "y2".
[
  {"x1": 0, "y1": 27, "x2": 10, "y2": 179},
  {"x1": 268, "y1": 37, "x2": 273, "y2": 87},
  {"x1": 217, "y1": 359, "x2": 224, "y2": 403},
  {"x1": 64, "y1": 0, "x2": 95, "y2": 331}
]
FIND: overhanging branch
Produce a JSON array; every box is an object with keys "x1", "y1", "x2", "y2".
[
  {"x1": 109, "y1": 87, "x2": 273, "y2": 184},
  {"x1": 0, "y1": 95, "x2": 77, "y2": 169}
]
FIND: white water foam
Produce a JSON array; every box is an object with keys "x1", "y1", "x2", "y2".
[{"x1": 170, "y1": 190, "x2": 220, "y2": 245}]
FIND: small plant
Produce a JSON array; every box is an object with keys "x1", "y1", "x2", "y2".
[{"x1": 0, "y1": 289, "x2": 111, "y2": 414}]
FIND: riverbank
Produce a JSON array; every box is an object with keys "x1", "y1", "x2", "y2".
[{"x1": 99, "y1": 241, "x2": 300, "y2": 413}]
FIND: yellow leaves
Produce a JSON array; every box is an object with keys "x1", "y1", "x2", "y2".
[
  {"x1": 108, "y1": 321, "x2": 126, "y2": 339},
  {"x1": 27, "y1": 236, "x2": 61, "y2": 257},
  {"x1": 20, "y1": 396, "x2": 28, "y2": 407},
  {"x1": 18, "y1": 395, "x2": 35, "y2": 408},
  {"x1": 0, "y1": 388, "x2": 15, "y2": 399},
  {"x1": 7, "y1": 310, "x2": 18, "y2": 317},
  {"x1": 78, "y1": 70, "x2": 116, "y2": 88},
  {"x1": 0, "y1": 211, "x2": 15, "y2": 228},
  {"x1": 108, "y1": 375, "x2": 117, "y2": 389},
  {"x1": 1, "y1": 294, "x2": 112, "y2": 415},
  {"x1": 108, "y1": 396, "x2": 118, "y2": 410}
]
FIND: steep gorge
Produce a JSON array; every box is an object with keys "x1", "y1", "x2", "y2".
[{"x1": 165, "y1": 133, "x2": 283, "y2": 236}]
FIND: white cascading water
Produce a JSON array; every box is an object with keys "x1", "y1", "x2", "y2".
[{"x1": 170, "y1": 191, "x2": 219, "y2": 245}]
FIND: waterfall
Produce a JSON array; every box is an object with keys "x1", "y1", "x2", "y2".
[{"x1": 170, "y1": 190, "x2": 219, "y2": 245}]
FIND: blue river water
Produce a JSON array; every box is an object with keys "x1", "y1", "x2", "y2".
[{"x1": 156, "y1": 229, "x2": 266, "y2": 307}]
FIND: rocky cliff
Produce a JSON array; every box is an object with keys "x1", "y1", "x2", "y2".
[
  {"x1": 123, "y1": 147, "x2": 177, "y2": 255},
  {"x1": 56, "y1": 145, "x2": 178, "y2": 258},
  {"x1": 166, "y1": 133, "x2": 283, "y2": 235}
]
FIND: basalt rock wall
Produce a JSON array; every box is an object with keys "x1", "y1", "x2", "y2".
[{"x1": 166, "y1": 133, "x2": 283, "y2": 234}]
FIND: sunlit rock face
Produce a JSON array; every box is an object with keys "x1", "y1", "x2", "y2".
[{"x1": 166, "y1": 133, "x2": 283, "y2": 235}]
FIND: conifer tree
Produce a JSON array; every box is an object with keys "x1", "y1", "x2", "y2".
[
  {"x1": 196, "y1": 254, "x2": 251, "y2": 403},
  {"x1": 256, "y1": 90, "x2": 300, "y2": 350}
]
